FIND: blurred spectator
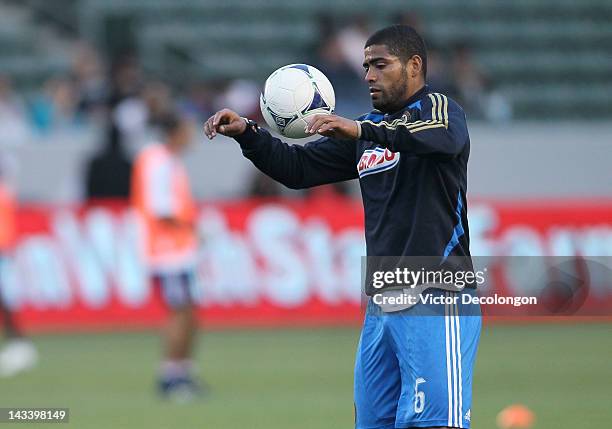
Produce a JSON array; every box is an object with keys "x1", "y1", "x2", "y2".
[
  {"x1": 0, "y1": 77, "x2": 30, "y2": 144},
  {"x1": 451, "y1": 43, "x2": 488, "y2": 115},
  {"x1": 450, "y1": 43, "x2": 512, "y2": 121},
  {"x1": 109, "y1": 54, "x2": 144, "y2": 106},
  {"x1": 84, "y1": 124, "x2": 132, "y2": 199},
  {"x1": 312, "y1": 13, "x2": 337, "y2": 45},
  {"x1": 71, "y1": 42, "x2": 109, "y2": 121},
  {"x1": 426, "y1": 45, "x2": 458, "y2": 98},
  {"x1": 111, "y1": 87, "x2": 144, "y2": 151},
  {"x1": 178, "y1": 81, "x2": 218, "y2": 122},
  {"x1": 30, "y1": 77, "x2": 80, "y2": 134},
  {"x1": 336, "y1": 15, "x2": 371, "y2": 78},
  {"x1": 215, "y1": 79, "x2": 261, "y2": 121},
  {"x1": 108, "y1": 54, "x2": 149, "y2": 151},
  {"x1": 112, "y1": 97, "x2": 149, "y2": 154},
  {"x1": 130, "y1": 111, "x2": 203, "y2": 399},
  {"x1": 315, "y1": 31, "x2": 370, "y2": 118},
  {"x1": 484, "y1": 88, "x2": 513, "y2": 122},
  {"x1": 143, "y1": 80, "x2": 173, "y2": 127}
]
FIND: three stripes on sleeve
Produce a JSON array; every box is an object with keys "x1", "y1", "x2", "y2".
[{"x1": 358, "y1": 93, "x2": 449, "y2": 134}]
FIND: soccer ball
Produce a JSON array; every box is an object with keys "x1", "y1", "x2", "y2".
[{"x1": 260, "y1": 64, "x2": 335, "y2": 139}]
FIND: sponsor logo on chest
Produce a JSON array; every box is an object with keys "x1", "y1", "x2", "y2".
[{"x1": 357, "y1": 147, "x2": 400, "y2": 178}]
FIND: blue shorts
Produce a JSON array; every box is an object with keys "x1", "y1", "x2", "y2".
[
  {"x1": 152, "y1": 271, "x2": 199, "y2": 309},
  {"x1": 354, "y1": 288, "x2": 481, "y2": 429}
]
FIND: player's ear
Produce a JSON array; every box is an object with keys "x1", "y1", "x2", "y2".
[{"x1": 408, "y1": 55, "x2": 423, "y2": 79}]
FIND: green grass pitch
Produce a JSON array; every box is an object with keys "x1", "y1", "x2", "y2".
[{"x1": 1, "y1": 324, "x2": 611, "y2": 428}]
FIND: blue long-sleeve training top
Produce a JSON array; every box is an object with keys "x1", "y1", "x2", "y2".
[{"x1": 234, "y1": 84, "x2": 473, "y2": 294}]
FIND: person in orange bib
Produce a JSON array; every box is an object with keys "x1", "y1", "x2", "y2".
[
  {"x1": 0, "y1": 175, "x2": 38, "y2": 377},
  {"x1": 131, "y1": 111, "x2": 203, "y2": 399}
]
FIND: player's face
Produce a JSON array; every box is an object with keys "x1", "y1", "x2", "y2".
[{"x1": 363, "y1": 44, "x2": 419, "y2": 113}]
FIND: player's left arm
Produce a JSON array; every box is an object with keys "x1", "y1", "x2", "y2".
[
  {"x1": 356, "y1": 93, "x2": 468, "y2": 156},
  {"x1": 307, "y1": 93, "x2": 468, "y2": 156}
]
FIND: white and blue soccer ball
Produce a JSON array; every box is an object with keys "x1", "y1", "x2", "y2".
[{"x1": 260, "y1": 64, "x2": 335, "y2": 139}]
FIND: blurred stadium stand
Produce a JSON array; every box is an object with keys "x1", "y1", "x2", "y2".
[
  {"x1": 0, "y1": 0, "x2": 611, "y2": 202},
  {"x1": 8, "y1": 0, "x2": 612, "y2": 119},
  {"x1": 0, "y1": 2, "x2": 70, "y2": 88}
]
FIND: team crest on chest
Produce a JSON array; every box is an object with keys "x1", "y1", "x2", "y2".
[{"x1": 357, "y1": 147, "x2": 400, "y2": 178}]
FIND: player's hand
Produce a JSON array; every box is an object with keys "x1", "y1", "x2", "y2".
[
  {"x1": 203, "y1": 108, "x2": 247, "y2": 139},
  {"x1": 305, "y1": 114, "x2": 360, "y2": 140}
]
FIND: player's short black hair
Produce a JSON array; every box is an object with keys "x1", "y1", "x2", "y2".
[
  {"x1": 365, "y1": 25, "x2": 427, "y2": 77},
  {"x1": 157, "y1": 111, "x2": 182, "y2": 137}
]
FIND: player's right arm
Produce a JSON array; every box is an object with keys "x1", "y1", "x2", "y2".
[{"x1": 204, "y1": 109, "x2": 357, "y2": 189}]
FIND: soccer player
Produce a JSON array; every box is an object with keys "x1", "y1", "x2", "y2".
[
  {"x1": 131, "y1": 112, "x2": 202, "y2": 399},
  {"x1": 204, "y1": 25, "x2": 481, "y2": 429}
]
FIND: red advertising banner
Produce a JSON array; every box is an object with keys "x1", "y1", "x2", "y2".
[{"x1": 5, "y1": 196, "x2": 612, "y2": 332}]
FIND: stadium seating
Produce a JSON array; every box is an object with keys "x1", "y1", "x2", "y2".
[
  {"x1": 0, "y1": 2, "x2": 70, "y2": 89},
  {"x1": 8, "y1": 0, "x2": 612, "y2": 118}
]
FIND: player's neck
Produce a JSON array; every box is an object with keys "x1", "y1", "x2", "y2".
[
  {"x1": 385, "y1": 82, "x2": 426, "y2": 115},
  {"x1": 404, "y1": 81, "x2": 426, "y2": 105}
]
